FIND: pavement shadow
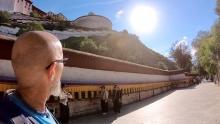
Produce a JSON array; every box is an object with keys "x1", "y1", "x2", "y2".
[
  {"x1": 66, "y1": 84, "x2": 200, "y2": 124},
  {"x1": 176, "y1": 83, "x2": 199, "y2": 90},
  {"x1": 66, "y1": 90, "x2": 176, "y2": 124}
]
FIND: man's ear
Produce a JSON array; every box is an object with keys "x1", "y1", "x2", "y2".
[{"x1": 48, "y1": 63, "x2": 57, "y2": 81}]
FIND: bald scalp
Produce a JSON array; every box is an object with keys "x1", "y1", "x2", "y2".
[{"x1": 12, "y1": 31, "x2": 63, "y2": 86}]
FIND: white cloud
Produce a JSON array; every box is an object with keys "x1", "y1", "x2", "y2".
[
  {"x1": 116, "y1": 10, "x2": 124, "y2": 19},
  {"x1": 163, "y1": 52, "x2": 170, "y2": 57},
  {"x1": 175, "y1": 36, "x2": 188, "y2": 47},
  {"x1": 191, "y1": 47, "x2": 197, "y2": 59},
  {"x1": 176, "y1": 36, "x2": 197, "y2": 59}
]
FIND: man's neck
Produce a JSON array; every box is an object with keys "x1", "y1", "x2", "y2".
[{"x1": 17, "y1": 87, "x2": 49, "y2": 113}]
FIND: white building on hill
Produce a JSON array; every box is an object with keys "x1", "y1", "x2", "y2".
[{"x1": 0, "y1": 0, "x2": 32, "y2": 15}]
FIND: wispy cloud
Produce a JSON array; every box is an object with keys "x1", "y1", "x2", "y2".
[
  {"x1": 68, "y1": 0, "x2": 124, "y2": 9},
  {"x1": 175, "y1": 36, "x2": 188, "y2": 48},
  {"x1": 176, "y1": 36, "x2": 196, "y2": 58},
  {"x1": 116, "y1": 10, "x2": 124, "y2": 19},
  {"x1": 191, "y1": 47, "x2": 197, "y2": 58}
]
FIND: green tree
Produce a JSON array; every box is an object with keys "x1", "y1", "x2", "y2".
[
  {"x1": 96, "y1": 42, "x2": 108, "y2": 55},
  {"x1": 156, "y1": 61, "x2": 168, "y2": 70},
  {"x1": 192, "y1": 29, "x2": 218, "y2": 79},
  {"x1": 56, "y1": 21, "x2": 71, "y2": 31},
  {"x1": 216, "y1": 0, "x2": 220, "y2": 16},
  {"x1": 61, "y1": 37, "x2": 85, "y2": 50},
  {"x1": 43, "y1": 21, "x2": 70, "y2": 31},
  {"x1": 80, "y1": 38, "x2": 98, "y2": 53},
  {"x1": 198, "y1": 37, "x2": 217, "y2": 75},
  {"x1": 0, "y1": 11, "x2": 10, "y2": 24},
  {"x1": 170, "y1": 41, "x2": 192, "y2": 72},
  {"x1": 16, "y1": 22, "x2": 44, "y2": 36},
  {"x1": 61, "y1": 32, "x2": 177, "y2": 70},
  {"x1": 30, "y1": 12, "x2": 40, "y2": 18}
]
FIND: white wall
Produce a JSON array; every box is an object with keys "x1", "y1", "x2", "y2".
[
  {"x1": 14, "y1": 0, "x2": 32, "y2": 15},
  {"x1": 0, "y1": 0, "x2": 15, "y2": 12},
  {"x1": 47, "y1": 30, "x2": 111, "y2": 40},
  {"x1": 0, "y1": 26, "x2": 19, "y2": 35},
  {"x1": 0, "y1": 0, "x2": 32, "y2": 15},
  {"x1": 62, "y1": 66, "x2": 170, "y2": 83},
  {"x1": 0, "y1": 26, "x2": 111, "y2": 40},
  {"x1": 0, "y1": 60, "x2": 186, "y2": 84},
  {"x1": 0, "y1": 60, "x2": 15, "y2": 77},
  {"x1": 169, "y1": 73, "x2": 186, "y2": 81}
]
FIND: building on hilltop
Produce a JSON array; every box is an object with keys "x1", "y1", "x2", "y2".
[
  {"x1": 0, "y1": 0, "x2": 46, "y2": 17},
  {"x1": 71, "y1": 13, "x2": 112, "y2": 31},
  {"x1": 0, "y1": 0, "x2": 32, "y2": 15}
]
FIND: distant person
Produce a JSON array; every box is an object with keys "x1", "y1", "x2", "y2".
[
  {"x1": 59, "y1": 85, "x2": 73, "y2": 123},
  {"x1": 0, "y1": 31, "x2": 66, "y2": 124},
  {"x1": 100, "y1": 85, "x2": 109, "y2": 115},
  {"x1": 112, "y1": 85, "x2": 122, "y2": 113}
]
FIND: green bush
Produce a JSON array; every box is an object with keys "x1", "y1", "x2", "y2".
[
  {"x1": 80, "y1": 38, "x2": 98, "y2": 53},
  {"x1": 30, "y1": 12, "x2": 40, "y2": 18},
  {"x1": 43, "y1": 21, "x2": 70, "y2": 31},
  {"x1": 16, "y1": 22, "x2": 44, "y2": 36},
  {"x1": 156, "y1": 61, "x2": 168, "y2": 70},
  {"x1": 0, "y1": 11, "x2": 10, "y2": 24},
  {"x1": 61, "y1": 37, "x2": 85, "y2": 50}
]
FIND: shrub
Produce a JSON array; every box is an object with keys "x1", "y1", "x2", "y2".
[
  {"x1": 0, "y1": 11, "x2": 10, "y2": 24},
  {"x1": 16, "y1": 22, "x2": 44, "y2": 36}
]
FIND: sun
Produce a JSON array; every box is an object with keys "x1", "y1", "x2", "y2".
[{"x1": 129, "y1": 5, "x2": 158, "y2": 34}]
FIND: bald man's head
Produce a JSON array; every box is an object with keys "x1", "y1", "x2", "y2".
[{"x1": 12, "y1": 31, "x2": 63, "y2": 96}]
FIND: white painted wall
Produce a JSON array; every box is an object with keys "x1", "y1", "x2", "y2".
[
  {"x1": 62, "y1": 66, "x2": 170, "y2": 83},
  {"x1": 0, "y1": 60, "x2": 187, "y2": 84},
  {"x1": 0, "y1": 60, "x2": 15, "y2": 77},
  {"x1": 14, "y1": 0, "x2": 32, "y2": 15},
  {"x1": 169, "y1": 73, "x2": 186, "y2": 81},
  {"x1": 47, "y1": 30, "x2": 112, "y2": 40},
  {"x1": 0, "y1": 26, "x2": 111, "y2": 40},
  {"x1": 0, "y1": 26, "x2": 19, "y2": 35},
  {"x1": 0, "y1": 0, "x2": 15, "y2": 12},
  {"x1": 0, "y1": 0, "x2": 32, "y2": 15}
]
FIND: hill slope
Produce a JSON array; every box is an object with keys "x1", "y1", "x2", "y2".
[{"x1": 61, "y1": 31, "x2": 178, "y2": 70}]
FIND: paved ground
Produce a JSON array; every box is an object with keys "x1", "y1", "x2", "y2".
[{"x1": 67, "y1": 81, "x2": 220, "y2": 124}]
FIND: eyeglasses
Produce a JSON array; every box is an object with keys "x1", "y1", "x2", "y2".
[{"x1": 46, "y1": 58, "x2": 69, "y2": 70}]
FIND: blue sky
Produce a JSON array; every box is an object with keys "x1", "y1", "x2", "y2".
[{"x1": 33, "y1": 0, "x2": 217, "y2": 56}]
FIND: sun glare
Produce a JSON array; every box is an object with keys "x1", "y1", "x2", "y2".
[{"x1": 129, "y1": 5, "x2": 158, "y2": 34}]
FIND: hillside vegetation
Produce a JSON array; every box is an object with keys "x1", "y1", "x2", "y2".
[{"x1": 61, "y1": 31, "x2": 178, "y2": 70}]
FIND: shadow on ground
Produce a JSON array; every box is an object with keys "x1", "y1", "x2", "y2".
[{"x1": 65, "y1": 84, "x2": 199, "y2": 124}]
